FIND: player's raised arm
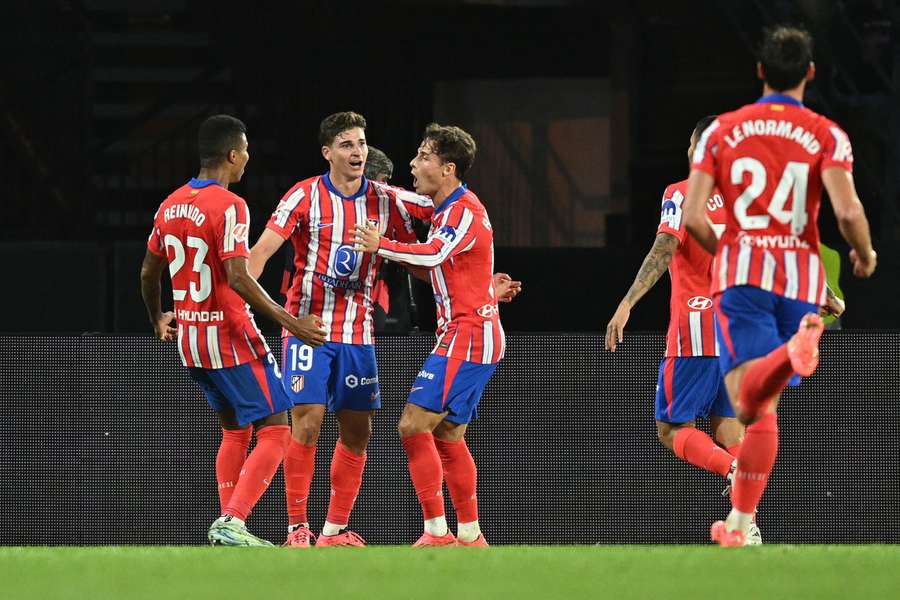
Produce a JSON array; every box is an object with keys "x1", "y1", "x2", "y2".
[
  {"x1": 821, "y1": 168, "x2": 877, "y2": 278},
  {"x1": 223, "y1": 256, "x2": 327, "y2": 346},
  {"x1": 683, "y1": 170, "x2": 718, "y2": 255},
  {"x1": 605, "y1": 232, "x2": 679, "y2": 352},
  {"x1": 355, "y1": 204, "x2": 476, "y2": 268},
  {"x1": 139, "y1": 249, "x2": 178, "y2": 341}
]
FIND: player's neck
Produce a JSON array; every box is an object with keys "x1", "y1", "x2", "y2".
[
  {"x1": 762, "y1": 83, "x2": 804, "y2": 103},
  {"x1": 328, "y1": 171, "x2": 363, "y2": 197},
  {"x1": 196, "y1": 168, "x2": 231, "y2": 189},
  {"x1": 432, "y1": 178, "x2": 463, "y2": 209}
]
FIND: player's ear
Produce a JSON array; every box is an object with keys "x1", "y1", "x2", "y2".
[
  {"x1": 756, "y1": 62, "x2": 765, "y2": 81},
  {"x1": 806, "y1": 62, "x2": 816, "y2": 82},
  {"x1": 321, "y1": 145, "x2": 331, "y2": 162},
  {"x1": 227, "y1": 148, "x2": 237, "y2": 164}
]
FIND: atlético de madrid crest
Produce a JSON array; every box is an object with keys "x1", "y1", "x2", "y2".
[{"x1": 291, "y1": 375, "x2": 304, "y2": 393}]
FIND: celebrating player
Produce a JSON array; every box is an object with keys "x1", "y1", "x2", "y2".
[
  {"x1": 140, "y1": 114, "x2": 327, "y2": 546},
  {"x1": 248, "y1": 112, "x2": 435, "y2": 547},
  {"x1": 683, "y1": 27, "x2": 877, "y2": 546},
  {"x1": 354, "y1": 123, "x2": 520, "y2": 547},
  {"x1": 606, "y1": 116, "x2": 763, "y2": 542}
]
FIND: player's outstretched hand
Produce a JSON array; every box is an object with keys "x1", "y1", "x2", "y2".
[
  {"x1": 850, "y1": 248, "x2": 877, "y2": 279},
  {"x1": 820, "y1": 291, "x2": 846, "y2": 318},
  {"x1": 153, "y1": 311, "x2": 177, "y2": 341},
  {"x1": 287, "y1": 314, "x2": 327, "y2": 347},
  {"x1": 494, "y1": 273, "x2": 522, "y2": 303},
  {"x1": 605, "y1": 302, "x2": 631, "y2": 352},
  {"x1": 353, "y1": 222, "x2": 381, "y2": 253}
]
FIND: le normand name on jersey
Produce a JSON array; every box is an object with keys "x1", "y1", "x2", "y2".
[{"x1": 722, "y1": 119, "x2": 825, "y2": 155}]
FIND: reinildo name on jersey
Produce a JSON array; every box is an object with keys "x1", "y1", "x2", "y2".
[{"x1": 163, "y1": 203, "x2": 206, "y2": 226}]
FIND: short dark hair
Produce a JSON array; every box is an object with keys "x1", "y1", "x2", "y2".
[
  {"x1": 693, "y1": 115, "x2": 718, "y2": 139},
  {"x1": 198, "y1": 114, "x2": 246, "y2": 168},
  {"x1": 365, "y1": 146, "x2": 393, "y2": 180},
  {"x1": 758, "y1": 26, "x2": 813, "y2": 92},
  {"x1": 422, "y1": 123, "x2": 477, "y2": 179},
  {"x1": 319, "y1": 111, "x2": 366, "y2": 147}
]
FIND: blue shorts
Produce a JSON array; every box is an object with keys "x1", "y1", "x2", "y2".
[
  {"x1": 407, "y1": 354, "x2": 498, "y2": 425},
  {"x1": 281, "y1": 338, "x2": 380, "y2": 412},
  {"x1": 188, "y1": 354, "x2": 293, "y2": 427},
  {"x1": 655, "y1": 356, "x2": 734, "y2": 423},
  {"x1": 715, "y1": 286, "x2": 818, "y2": 384}
]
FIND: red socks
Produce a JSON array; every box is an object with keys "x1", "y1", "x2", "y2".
[
  {"x1": 732, "y1": 412, "x2": 779, "y2": 513},
  {"x1": 434, "y1": 437, "x2": 479, "y2": 523},
  {"x1": 402, "y1": 432, "x2": 445, "y2": 519},
  {"x1": 672, "y1": 428, "x2": 735, "y2": 478},
  {"x1": 325, "y1": 439, "x2": 367, "y2": 526},
  {"x1": 739, "y1": 345, "x2": 794, "y2": 420},
  {"x1": 284, "y1": 438, "x2": 317, "y2": 527},
  {"x1": 216, "y1": 427, "x2": 253, "y2": 512},
  {"x1": 224, "y1": 424, "x2": 290, "y2": 521}
]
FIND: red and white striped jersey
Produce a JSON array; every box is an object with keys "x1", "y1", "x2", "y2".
[
  {"x1": 692, "y1": 95, "x2": 854, "y2": 306},
  {"x1": 266, "y1": 174, "x2": 432, "y2": 345},
  {"x1": 657, "y1": 179, "x2": 727, "y2": 357},
  {"x1": 378, "y1": 185, "x2": 505, "y2": 365},
  {"x1": 148, "y1": 179, "x2": 271, "y2": 369}
]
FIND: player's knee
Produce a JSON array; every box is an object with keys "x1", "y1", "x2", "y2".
[
  {"x1": 655, "y1": 424, "x2": 677, "y2": 451},
  {"x1": 292, "y1": 420, "x2": 322, "y2": 445},
  {"x1": 339, "y1": 423, "x2": 371, "y2": 453}
]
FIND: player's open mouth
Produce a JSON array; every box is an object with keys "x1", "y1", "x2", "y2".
[
  {"x1": 412, "y1": 176, "x2": 418, "y2": 187},
  {"x1": 349, "y1": 160, "x2": 363, "y2": 168}
]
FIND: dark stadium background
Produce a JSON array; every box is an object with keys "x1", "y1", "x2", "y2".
[{"x1": 3, "y1": 0, "x2": 898, "y2": 334}]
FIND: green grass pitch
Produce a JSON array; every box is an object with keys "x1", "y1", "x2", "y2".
[{"x1": 3, "y1": 546, "x2": 899, "y2": 599}]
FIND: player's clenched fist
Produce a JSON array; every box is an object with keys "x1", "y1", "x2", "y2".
[
  {"x1": 353, "y1": 223, "x2": 381, "y2": 253},
  {"x1": 154, "y1": 311, "x2": 178, "y2": 341},
  {"x1": 849, "y1": 248, "x2": 877, "y2": 279},
  {"x1": 493, "y1": 273, "x2": 522, "y2": 303},
  {"x1": 286, "y1": 314, "x2": 327, "y2": 347}
]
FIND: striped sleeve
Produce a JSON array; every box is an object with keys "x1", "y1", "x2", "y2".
[
  {"x1": 822, "y1": 121, "x2": 854, "y2": 173},
  {"x1": 656, "y1": 184, "x2": 687, "y2": 243},
  {"x1": 219, "y1": 199, "x2": 251, "y2": 259},
  {"x1": 266, "y1": 181, "x2": 308, "y2": 240},
  {"x1": 378, "y1": 204, "x2": 475, "y2": 268},
  {"x1": 387, "y1": 184, "x2": 434, "y2": 221},
  {"x1": 146, "y1": 208, "x2": 165, "y2": 256},
  {"x1": 690, "y1": 118, "x2": 720, "y2": 176}
]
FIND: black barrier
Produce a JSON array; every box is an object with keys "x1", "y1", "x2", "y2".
[{"x1": 1, "y1": 333, "x2": 898, "y2": 545}]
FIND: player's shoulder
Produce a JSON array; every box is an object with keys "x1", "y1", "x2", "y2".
[
  {"x1": 663, "y1": 179, "x2": 689, "y2": 200},
  {"x1": 285, "y1": 175, "x2": 321, "y2": 196},
  {"x1": 459, "y1": 188, "x2": 485, "y2": 212}
]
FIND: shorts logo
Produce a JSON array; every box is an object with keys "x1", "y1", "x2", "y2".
[
  {"x1": 345, "y1": 374, "x2": 378, "y2": 389},
  {"x1": 417, "y1": 370, "x2": 435, "y2": 380},
  {"x1": 334, "y1": 245, "x2": 358, "y2": 278},
  {"x1": 476, "y1": 304, "x2": 499, "y2": 318},
  {"x1": 291, "y1": 375, "x2": 304, "y2": 393},
  {"x1": 410, "y1": 386, "x2": 424, "y2": 393},
  {"x1": 687, "y1": 296, "x2": 713, "y2": 310}
]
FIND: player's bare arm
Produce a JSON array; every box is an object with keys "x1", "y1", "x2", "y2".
[
  {"x1": 683, "y1": 170, "x2": 718, "y2": 255},
  {"x1": 821, "y1": 167, "x2": 877, "y2": 278},
  {"x1": 248, "y1": 228, "x2": 286, "y2": 280},
  {"x1": 140, "y1": 249, "x2": 178, "y2": 341},
  {"x1": 605, "y1": 232, "x2": 679, "y2": 352},
  {"x1": 223, "y1": 256, "x2": 327, "y2": 347}
]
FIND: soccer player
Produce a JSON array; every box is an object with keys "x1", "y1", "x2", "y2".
[
  {"x1": 140, "y1": 114, "x2": 328, "y2": 546},
  {"x1": 354, "y1": 123, "x2": 518, "y2": 547},
  {"x1": 683, "y1": 27, "x2": 877, "y2": 546},
  {"x1": 248, "y1": 112, "x2": 437, "y2": 547},
  {"x1": 606, "y1": 116, "x2": 762, "y2": 541}
]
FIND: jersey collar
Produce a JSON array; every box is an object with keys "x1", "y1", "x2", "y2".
[
  {"x1": 757, "y1": 94, "x2": 803, "y2": 107},
  {"x1": 323, "y1": 172, "x2": 369, "y2": 199},
  {"x1": 188, "y1": 178, "x2": 222, "y2": 188},
  {"x1": 434, "y1": 184, "x2": 467, "y2": 215}
]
